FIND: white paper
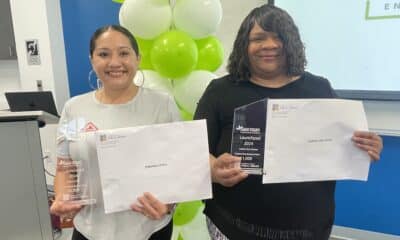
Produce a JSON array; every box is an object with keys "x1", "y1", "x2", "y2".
[
  {"x1": 96, "y1": 120, "x2": 212, "y2": 214},
  {"x1": 263, "y1": 99, "x2": 370, "y2": 184}
]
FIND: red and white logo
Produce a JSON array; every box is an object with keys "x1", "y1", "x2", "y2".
[{"x1": 84, "y1": 122, "x2": 98, "y2": 132}]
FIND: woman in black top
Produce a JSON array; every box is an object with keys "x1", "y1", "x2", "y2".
[{"x1": 194, "y1": 4, "x2": 383, "y2": 240}]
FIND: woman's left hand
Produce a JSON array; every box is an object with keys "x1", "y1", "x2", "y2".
[
  {"x1": 352, "y1": 131, "x2": 383, "y2": 161},
  {"x1": 130, "y1": 192, "x2": 173, "y2": 220}
]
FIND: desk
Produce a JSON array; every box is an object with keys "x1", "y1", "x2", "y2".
[{"x1": 0, "y1": 111, "x2": 57, "y2": 240}]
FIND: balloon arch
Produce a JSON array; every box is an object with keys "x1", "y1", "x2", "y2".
[
  {"x1": 115, "y1": 0, "x2": 224, "y2": 239},
  {"x1": 118, "y1": 0, "x2": 223, "y2": 118}
]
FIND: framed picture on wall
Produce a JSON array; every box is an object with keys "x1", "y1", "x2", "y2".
[{"x1": 25, "y1": 39, "x2": 41, "y2": 65}]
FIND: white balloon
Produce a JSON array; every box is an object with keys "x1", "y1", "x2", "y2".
[
  {"x1": 118, "y1": 2, "x2": 126, "y2": 26},
  {"x1": 120, "y1": 0, "x2": 172, "y2": 39},
  {"x1": 173, "y1": 70, "x2": 216, "y2": 114},
  {"x1": 134, "y1": 70, "x2": 173, "y2": 94},
  {"x1": 173, "y1": 0, "x2": 222, "y2": 39}
]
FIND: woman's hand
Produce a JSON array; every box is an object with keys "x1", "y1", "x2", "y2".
[
  {"x1": 210, "y1": 153, "x2": 248, "y2": 187},
  {"x1": 131, "y1": 192, "x2": 174, "y2": 220},
  {"x1": 50, "y1": 199, "x2": 82, "y2": 218},
  {"x1": 352, "y1": 131, "x2": 383, "y2": 161}
]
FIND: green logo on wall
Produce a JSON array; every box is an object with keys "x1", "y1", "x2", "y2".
[{"x1": 365, "y1": 0, "x2": 400, "y2": 20}]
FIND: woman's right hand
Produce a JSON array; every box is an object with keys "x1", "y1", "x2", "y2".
[
  {"x1": 130, "y1": 192, "x2": 173, "y2": 220},
  {"x1": 210, "y1": 153, "x2": 248, "y2": 187},
  {"x1": 50, "y1": 199, "x2": 82, "y2": 218}
]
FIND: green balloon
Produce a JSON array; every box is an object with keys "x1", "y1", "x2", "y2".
[
  {"x1": 136, "y1": 38, "x2": 154, "y2": 70},
  {"x1": 173, "y1": 201, "x2": 203, "y2": 226},
  {"x1": 195, "y1": 36, "x2": 224, "y2": 72},
  {"x1": 179, "y1": 108, "x2": 193, "y2": 121},
  {"x1": 177, "y1": 234, "x2": 184, "y2": 240},
  {"x1": 112, "y1": 0, "x2": 124, "y2": 3},
  {"x1": 150, "y1": 30, "x2": 198, "y2": 78}
]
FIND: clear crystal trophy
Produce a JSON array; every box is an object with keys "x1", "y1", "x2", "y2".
[
  {"x1": 57, "y1": 118, "x2": 96, "y2": 205},
  {"x1": 58, "y1": 158, "x2": 95, "y2": 205},
  {"x1": 231, "y1": 99, "x2": 268, "y2": 175}
]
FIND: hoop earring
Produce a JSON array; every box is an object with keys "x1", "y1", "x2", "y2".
[
  {"x1": 88, "y1": 70, "x2": 101, "y2": 90},
  {"x1": 97, "y1": 78, "x2": 103, "y2": 89},
  {"x1": 134, "y1": 69, "x2": 145, "y2": 87}
]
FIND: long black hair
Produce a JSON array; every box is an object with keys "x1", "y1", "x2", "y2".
[
  {"x1": 227, "y1": 4, "x2": 306, "y2": 81},
  {"x1": 89, "y1": 25, "x2": 139, "y2": 58}
]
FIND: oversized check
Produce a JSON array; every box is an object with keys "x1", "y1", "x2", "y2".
[
  {"x1": 96, "y1": 120, "x2": 212, "y2": 213},
  {"x1": 263, "y1": 99, "x2": 370, "y2": 184}
]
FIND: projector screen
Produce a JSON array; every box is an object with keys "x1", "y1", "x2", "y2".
[{"x1": 275, "y1": 0, "x2": 400, "y2": 100}]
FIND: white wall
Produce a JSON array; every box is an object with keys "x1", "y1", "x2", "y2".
[
  {"x1": 45, "y1": 0, "x2": 70, "y2": 111},
  {"x1": 0, "y1": 60, "x2": 20, "y2": 109},
  {"x1": 9, "y1": 0, "x2": 70, "y2": 112},
  {"x1": 364, "y1": 101, "x2": 400, "y2": 136},
  {"x1": 7, "y1": 0, "x2": 70, "y2": 185},
  {"x1": 215, "y1": 0, "x2": 266, "y2": 76}
]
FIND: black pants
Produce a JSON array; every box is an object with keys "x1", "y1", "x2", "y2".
[{"x1": 71, "y1": 220, "x2": 173, "y2": 240}]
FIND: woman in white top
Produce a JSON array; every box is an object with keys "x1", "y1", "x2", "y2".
[{"x1": 50, "y1": 25, "x2": 180, "y2": 240}]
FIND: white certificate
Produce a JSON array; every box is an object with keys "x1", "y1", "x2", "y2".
[
  {"x1": 263, "y1": 99, "x2": 370, "y2": 184},
  {"x1": 96, "y1": 120, "x2": 212, "y2": 214}
]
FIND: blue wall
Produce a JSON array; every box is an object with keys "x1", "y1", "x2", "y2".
[
  {"x1": 335, "y1": 135, "x2": 400, "y2": 235},
  {"x1": 60, "y1": 0, "x2": 400, "y2": 236},
  {"x1": 60, "y1": 0, "x2": 120, "y2": 96}
]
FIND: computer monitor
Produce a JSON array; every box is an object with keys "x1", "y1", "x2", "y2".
[{"x1": 5, "y1": 91, "x2": 59, "y2": 117}]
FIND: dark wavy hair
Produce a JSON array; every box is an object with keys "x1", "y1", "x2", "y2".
[
  {"x1": 89, "y1": 25, "x2": 139, "y2": 58},
  {"x1": 227, "y1": 4, "x2": 306, "y2": 82}
]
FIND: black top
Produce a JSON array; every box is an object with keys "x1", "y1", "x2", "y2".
[{"x1": 194, "y1": 72, "x2": 337, "y2": 240}]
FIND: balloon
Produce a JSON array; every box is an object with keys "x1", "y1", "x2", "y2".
[
  {"x1": 173, "y1": 0, "x2": 222, "y2": 39},
  {"x1": 113, "y1": 0, "x2": 124, "y2": 3},
  {"x1": 151, "y1": 30, "x2": 198, "y2": 78},
  {"x1": 196, "y1": 36, "x2": 224, "y2": 72},
  {"x1": 173, "y1": 70, "x2": 216, "y2": 114},
  {"x1": 136, "y1": 38, "x2": 154, "y2": 70},
  {"x1": 173, "y1": 201, "x2": 203, "y2": 226},
  {"x1": 177, "y1": 234, "x2": 184, "y2": 240},
  {"x1": 133, "y1": 70, "x2": 172, "y2": 94},
  {"x1": 179, "y1": 108, "x2": 194, "y2": 121},
  {"x1": 118, "y1": 2, "x2": 126, "y2": 25},
  {"x1": 120, "y1": 0, "x2": 172, "y2": 39}
]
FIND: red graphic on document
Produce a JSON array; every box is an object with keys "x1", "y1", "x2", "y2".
[{"x1": 84, "y1": 122, "x2": 98, "y2": 132}]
